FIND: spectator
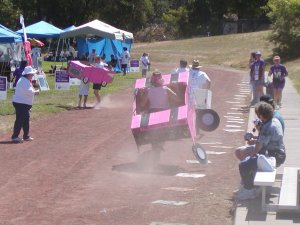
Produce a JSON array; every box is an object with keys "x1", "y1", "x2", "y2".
[
  {"x1": 11, "y1": 60, "x2": 27, "y2": 88},
  {"x1": 11, "y1": 66, "x2": 39, "y2": 143},
  {"x1": 189, "y1": 59, "x2": 211, "y2": 90},
  {"x1": 88, "y1": 49, "x2": 97, "y2": 64},
  {"x1": 120, "y1": 47, "x2": 130, "y2": 75},
  {"x1": 249, "y1": 50, "x2": 265, "y2": 105},
  {"x1": 235, "y1": 102, "x2": 286, "y2": 200},
  {"x1": 268, "y1": 55, "x2": 288, "y2": 109},
  {"x1": 260, "y1": 94, "x2": 285, "y2": 132},
  {"x1": 147, "y1": 71, "x2": 178, "y2": 113},
  {"x1": 248, "y1": 51, "x2": 256, "y2": 103},
  {"x1": 108, "y1": 54, "x2": 117, "y2": 71},
  {"x1": 68, "y1": 43, "x2": 76, "y2": 60},
  {"x1": 140, "y1": 53, "x2": 150, "y2": 78},
  {"x1": 31, "y1": 46, "x2": 41, "y2": 69},
  {"x1": 173, "y1": 59, "x2": 189, "y2": 74},
  {"x1": 78, "y1": 78, "x2": 89, "y2": 108}
]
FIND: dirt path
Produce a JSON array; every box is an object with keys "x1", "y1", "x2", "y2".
[{"x1": 0, "y1": 67, "x2": 250, "y2": 225}]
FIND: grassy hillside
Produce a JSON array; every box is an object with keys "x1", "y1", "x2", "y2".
[{"x1": 1, "y1": 30, "x2": 299, "y2": 134}]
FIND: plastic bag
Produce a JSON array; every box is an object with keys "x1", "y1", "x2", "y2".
[{"x1": 257, "y1": 155, "x2": 276, "y2": 172}]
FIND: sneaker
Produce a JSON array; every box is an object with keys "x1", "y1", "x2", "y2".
[
  {"x1": 24, "y1": 137, "x2": 34, "y2": 141},
  {"x1": 233, "y1": 185, "x2": 246, "y2": 194},
  {"x1": 12, "y1": 137, "x2": 23, "y2": 143},
  {"x1": 236, "y1": 188, "x2": 258, "y2": 200}
]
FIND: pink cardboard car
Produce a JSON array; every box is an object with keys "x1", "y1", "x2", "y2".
[
  {"x1": 68, "y1": 60, "x2": 115, "y2": 85},
  {"x1": 131, "y1": 71, "x2": 220, "y2": 163}
]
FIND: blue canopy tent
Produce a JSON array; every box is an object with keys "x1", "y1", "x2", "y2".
[
  {"x1": 16, "y1": 20, "x2": 63, "y2": 38},
  {"x1": 60, "y1": 19, "x2": 133, "y2": 72},
  {"x1": 0, "y1": 24, "x2": 22, "y2": 43}
]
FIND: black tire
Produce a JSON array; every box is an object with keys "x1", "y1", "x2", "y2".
[
  {"x1": 192, "y1": 143, "x2": 208, "y2": 164},
  {"x1": 196, "y1": 109, "x2": 220, "y2": 132}
]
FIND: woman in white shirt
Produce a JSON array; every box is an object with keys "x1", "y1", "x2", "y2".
[{"x1": 11, "y1": 66, "x2": 39, "y2": 143}]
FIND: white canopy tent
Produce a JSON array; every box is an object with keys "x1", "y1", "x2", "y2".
[{"x1": 60, "y1": 19, "x2": 133, "y2": 40}]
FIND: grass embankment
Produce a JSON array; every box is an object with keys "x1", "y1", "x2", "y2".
[{"x1": 1, "y1": 30, "x2": 299, "y2": 134}]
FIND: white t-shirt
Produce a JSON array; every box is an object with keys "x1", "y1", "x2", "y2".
[
  {"x1": 79, "y1": 80, "x2": 90, "y2": 96},
  {"x1": 140, "y1": 56, "x2": 150, "y2": 70},
  {"x1": 121, "y1": 50, "x2": 130, "y2": 65},
  {"x1": 13, "y1": 76, "x2": 36, "y2": 105},
  {"x1": 175, "y1": 67, "x2": 189, "y2": 74},
  {"x1": 95, "y1": 61, "x2": 108, "y2": 68},
  {"x1": 189, "y1": 69, "x2": 211, "y2": 90}
]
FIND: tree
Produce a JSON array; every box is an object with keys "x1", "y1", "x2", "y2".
[
  {"x1": 267, "y1": 0, "x2": 300, "y2": 58},
  {"x1": 0, "y1": 0, "x2": 20, "y2": 28}
]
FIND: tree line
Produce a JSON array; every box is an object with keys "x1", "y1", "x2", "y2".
[
  {"x1": 1, "y1": 0, "x2": 269, "y2": 36},
  {"x1": 1, "y1": 0, "x2": 300, "y2": 58}
]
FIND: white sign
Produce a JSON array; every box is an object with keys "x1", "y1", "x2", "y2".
[
  {"x1": 69, "y1": 77, "x2": 81, "y2": 86},
  {"x1": 0, "y1": 76, "x2": 7, "y2": 100},
  {"x1": 129, "y1": 59, "x2": 140, "y2": 73},
  {"x1": 55, "y1": 70, "x2": 70, "y2": 90},
  {"x1": 36, "y1": 73, "x2": 50, "y2": 91}
]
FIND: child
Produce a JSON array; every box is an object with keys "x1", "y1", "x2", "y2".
[
  {"x1": 140, "y1": 53, "x2": 150, "y2": 78},
  {"x1": 92, "y1": 56, "x2": 108, "y2": 104},
  {"x1": 78, "y1": 78, "x2": 89, "y2": 108}
]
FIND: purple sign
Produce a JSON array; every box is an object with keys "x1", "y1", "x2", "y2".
[
  {"x1": 0, "y1": 76, "x2": 7, "y2": 91},
  {"x1": 130, "y1": 60, "x2": 139, "y2": 67},
  {"x1": 55, "y1": 70, "x2": 69, "y2": 83}
]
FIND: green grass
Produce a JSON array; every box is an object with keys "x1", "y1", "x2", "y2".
[{"x1": 1, "y1": 30, "x2": 299, "y2": 134}]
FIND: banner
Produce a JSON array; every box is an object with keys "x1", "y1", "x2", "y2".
[
  {"x1": 0, "y1": 76, "x2": 7, "y2": 100},
  {"x1": 129, "y1": 59, "x2": 140, "y2": 73},
  {"x1": 69, "y1": 77, "x2": 81, "y2": 86},
  {"x1": 35, "y1": 72, "x2": 50, "y2": 91},
  {"x1": 55, "y1": 70, "x2": 70, "y2": 90}
]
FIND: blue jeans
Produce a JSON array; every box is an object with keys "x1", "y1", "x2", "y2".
[
  {"x1": 12, "y1": 102, "x2": 32, "y2": 139},
  {"x1": 239, "y1": 155, "x2": 258, "y2": 189}
]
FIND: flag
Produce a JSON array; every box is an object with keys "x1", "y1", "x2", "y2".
[{"x1": 19, "y1": 14, "x2": 27, "y2": 41}]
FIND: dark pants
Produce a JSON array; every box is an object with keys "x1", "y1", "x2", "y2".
[
  {"x1": 12, "y1": 102, "x2": 32, "y2": 139},
  {"x1": 239, "y1": 155, "x2": 258, "y2": 189}
]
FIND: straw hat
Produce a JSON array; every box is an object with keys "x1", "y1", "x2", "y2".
[{"x1": 192, "y1": 60, "x2": 202, "y2": 69}]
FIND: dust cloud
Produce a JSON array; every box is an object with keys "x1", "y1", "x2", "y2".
[{"x1": 94, "y1": 94, "x2": 128, "y2": 109}]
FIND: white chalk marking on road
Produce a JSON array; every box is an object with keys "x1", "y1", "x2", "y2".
[
  {"x1": 227, "y1": 112, "x2": 243, "y2": 115},
  {"x1": 176, "y1": 173, "x2": 206, "y2": 178},
  {"x1": 201, "y1": 142, "x2": 222, "y2": 145},
  {"x1": 150, "y1": 222, "x2": 188, "y2": 225},
  {"x1": 152, "y1": 200, "x2": 189, "y2": 206},
  {"x1": 230, "y1": 107, "x2": 239, "y2": 110},
  {"x1": 186, "y1": 159, "x2": 211, "y2": 164},
  {"x1": 206, "y1": 151, "x2": 226, "y2": 155},
  {"x1": 162, "y1": 187, "x2": 196, "y2": 192},
  {"x1": 210, "y1": 145, "x2": 233, "y2": 149},
  {"x1": 234, "y1": 98, "x2": 245, "y2": 101},
  {"x1": 226, "y1": 101, "x2": 241, "y2": 104},
  {"x1": 223, "y1": 129, "x2": 245, "y2": 132},
  {"x1": 227, "y1": 121, "x2": 245, "y2": 124},
  {"x1": 226, "y1": 125, "x2": 241, "y2": 128},
  {"x1": 225, "y1": 118, "x2": 244, "y2": 121}
]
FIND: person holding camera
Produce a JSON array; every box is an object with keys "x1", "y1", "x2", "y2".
[
  {"x1": 235, "y1": 102, "x2": 285, "y2": 200},
  {"x1": 140, "y1": 52, "x2": 150, "y2": 78}
]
